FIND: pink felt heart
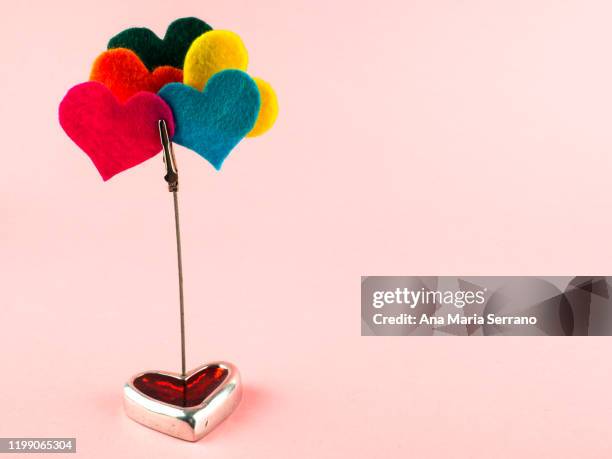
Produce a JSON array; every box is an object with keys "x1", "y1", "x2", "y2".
[{"x1": 59, "y1": 81, "x2": 175, "y2": 181}]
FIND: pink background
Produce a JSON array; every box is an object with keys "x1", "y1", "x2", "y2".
[{"x1": 3, "y1": 0, "x2": 612, "y2": 457}]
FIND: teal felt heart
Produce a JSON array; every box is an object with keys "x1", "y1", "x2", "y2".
[
  {"x1": 158, "y1": 70, "x2": 261, "y2": 169},
  {"x1": 108, "y1": 17, "x2": 212, "y2": 70}
]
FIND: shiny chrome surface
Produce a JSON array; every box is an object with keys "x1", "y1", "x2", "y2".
[{"x1": 124, "y1": 362, "x2": 242, "y2": 442}]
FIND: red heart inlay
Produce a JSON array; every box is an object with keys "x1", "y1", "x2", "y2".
[
  {"x1": 59, "y1": 81, "x2": 175, "y2": 181},
  {"x1": 133, "y1": 365, "x2": 228, "y2": 407}
]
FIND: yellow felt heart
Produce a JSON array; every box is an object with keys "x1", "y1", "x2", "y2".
[
  {"x1": 183, "y1": 30, "x2": 248, "y2": 90},
  {"x1": 183, "y1": 29, "x2": 278, "y2": 137}
]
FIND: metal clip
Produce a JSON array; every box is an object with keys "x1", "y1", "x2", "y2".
[{"x1": 159, "y1": 120, "x2": 178, "y2": 192}]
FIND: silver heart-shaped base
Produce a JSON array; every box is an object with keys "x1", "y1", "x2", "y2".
[{"x1": 123, "y1": 362, "x2": 242, "y2": 442}]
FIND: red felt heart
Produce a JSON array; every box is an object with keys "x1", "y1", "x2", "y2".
[
  {"x1": 133, "y1": 365, "x2": 228, "y2": 407},
  {"x1": 90, "y1": 48, "x2": 183, "y2": 102},
  {"x1": 59, "y1": 81, "x2": 174, "y2": 181}
]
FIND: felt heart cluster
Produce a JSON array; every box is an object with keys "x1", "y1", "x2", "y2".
[{"x1": 59, "y1": 17, "x2": 278, "y2": 180}]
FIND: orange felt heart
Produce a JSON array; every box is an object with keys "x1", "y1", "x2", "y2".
[{"x1": 90, "y1": 48, "x2": 183, "y2": 102}]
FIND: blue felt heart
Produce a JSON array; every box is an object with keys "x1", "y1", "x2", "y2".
[{"x1": 158, "y1": 70, "x2": 261, "y2": 169}]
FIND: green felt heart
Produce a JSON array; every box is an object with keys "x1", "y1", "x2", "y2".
[{"x1": 107, "y1": 17, "x2": 212, "y2": 70}]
